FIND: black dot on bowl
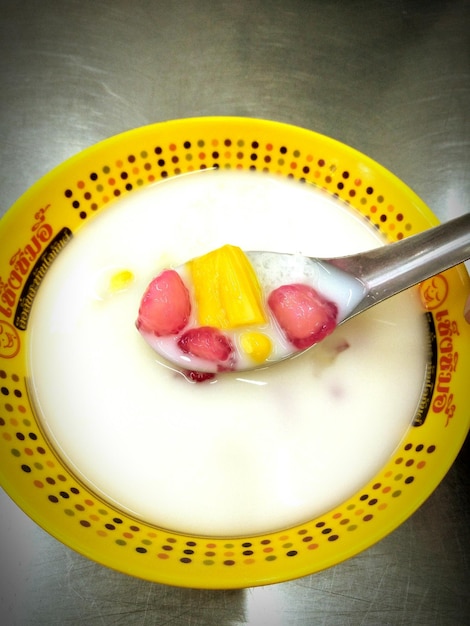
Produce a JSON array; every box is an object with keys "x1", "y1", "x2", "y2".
[
  {"x1": 48, "y1": 495, "x2": 59, "y2": 503},
  {"x1": 183, "y1": 549, "x2": 194, "y2": 555},
  {"x1": 250, "y1": 153, "x2": 257, "y2": 161},
  {"x1": 242, "y1": 542, "x2": 253, "y2": 547},
  {"x1": 59, "y1": 491, "x2": 69, "y2": 499},
  {"x1": 16, "y1": 432, "x2": 25, "y2": 441},
  {"x1": 280, "y1": 146, "x2": 287, "y2": 154},
  {"x1": 136, "y1": 547, "x2": 147, "y2": 554},
  {"x1": 79, "y1": 520, "x2": 91, "y2": 527},
  {"x1": 65, "y1": 189, "x2": 73, "y2": 198},
  {"x1": 183, "y1": 141, "x2": 191, "y2": 149},
  {"x1": 286, "y1": 550, "x2": 298, "y2": 557},
  {"x1": 72, "y1": 200, "x2": 80, "y2": 209},
  {"x1": 120, "y1": 171, "x2": 128, "y2": 180},
  {"x1": 342, "y1": 171, "x2": 350, "y2": 179},
  {"x1": 243, "y1": 550, "x2": 254, "y2": 556},
  {"x1": 251, "y1": 141, "x2": 259, "y2": 149},
  {"x1": 1, "y1": 387, "x2": 9, "y2": 395},
  {"x1": 360, "y1": 494, "x2": 368, "y2": 501},
  {"x1": 427, "y1": 445, "x2": 436, "y2": 454},
  {"x1": 70, "y1": 487, "x2": 80, "y2": 494},
  {"x1": 315, "y1": 521, "x2": 325, "y2": 528},
  {"x1": 79, "y1": 211, "x2": 87, "y2": 220},
  {"x1": 405, "y1": 476, "x2": 415, "y2": 484},
  {"x1": 21, "y1": 464, "x2": 31, "y2": 473},
  {"x1": 90, "y1": 172, "x2": 98, "y2": 181},
  {"x1": 181, "y1": 557, "x2": 192, "y2": 564},
  {"x1": 321, "y1": 528, "x2": 332, "y2": 535}
]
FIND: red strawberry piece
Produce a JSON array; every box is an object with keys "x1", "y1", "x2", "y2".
[
  {"x1": 137, "y1": 269, "x2": 191, "y2": 336},
  {"x1": 178, "y1": 326, "x2": 234, "y2": 362},
  {"x1": 268, "y1": 283, "x2": 338, "y2": 349}
]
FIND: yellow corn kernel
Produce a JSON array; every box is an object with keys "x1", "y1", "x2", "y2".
[
  {"x1": 109, "y1": 270, "x2": 134, "y2": 293},
  {"x1": 189, "y1": 244, "x2": 267, "y2": 329},
  {"x1": 240, "y1": 332, "x2": 273, "y2": 363}
]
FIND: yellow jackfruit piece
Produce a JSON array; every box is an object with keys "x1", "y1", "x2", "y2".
[
  {"x1": 189, "y1": 244, "x2": 267, "y2": 329},
  {"x1": 240, "y1": 332, "x2": 273, "y2": 363}
]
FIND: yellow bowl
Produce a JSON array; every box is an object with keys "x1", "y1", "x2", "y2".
[{"x1": 0, "y1": 117, "x2": 468, "y2": 589}]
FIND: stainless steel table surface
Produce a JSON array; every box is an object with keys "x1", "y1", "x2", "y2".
[{"x1": 1, "y1": 1, "x2": 469, "y2": 624}]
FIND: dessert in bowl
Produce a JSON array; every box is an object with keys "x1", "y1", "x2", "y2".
[{"x1": 0, "y1": 118, "x2": 468, "y2": 588}]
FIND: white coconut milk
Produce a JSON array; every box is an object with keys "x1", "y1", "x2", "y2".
[{"x1": 27, "y1": 170, "x2": 428, "y2": 536}]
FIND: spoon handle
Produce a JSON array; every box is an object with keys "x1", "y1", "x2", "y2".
[{"x1": 328, "y1": 212, "x2": 470, "y2": 314}]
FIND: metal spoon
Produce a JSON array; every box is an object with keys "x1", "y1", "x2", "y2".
[
  {"x1": 138, "y1": 212, "x2": 470, "y2": 373},
  {"x1": 297, "y1": 211, "x2": 470, "y2": 321}
]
